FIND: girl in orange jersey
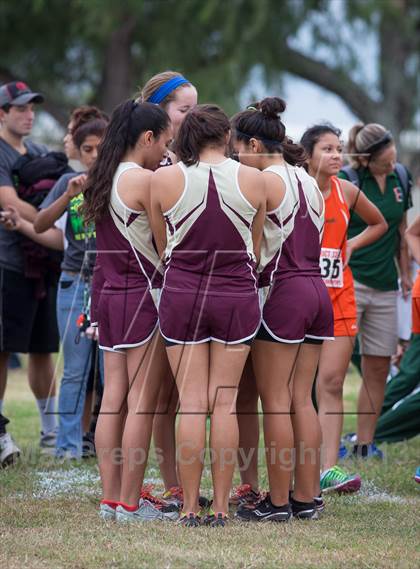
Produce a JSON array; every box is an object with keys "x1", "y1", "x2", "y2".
[{"x1": 301, "y1": 124, "x2": 387, "y2": 494}]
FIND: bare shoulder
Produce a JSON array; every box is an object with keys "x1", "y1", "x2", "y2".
[
  {"x1": 337, "y1": 177, "x2": 359, "y2": 202},
  {"x1": 237, "y1": 164, "x2": 264, "y2": 209},
  {"x1": 153, "y1": 164, "x2": 182, "y2": 182},
  {"x1": 119, "y1": 166, "x2": 152, "y2": 188},
  {"x1": 238, "y1": 163, "x2": 263, "y2": 181},
  {"x1": 238, "y1": 163, "x2": 264, "y2": 191},
  {"x1": 262, "y1": 169, "x2": 285, "y2": 188}
]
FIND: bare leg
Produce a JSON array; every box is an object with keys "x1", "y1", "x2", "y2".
[
  {"x1": 209, "y1": 342, "x2": 250, "y2": 514},
  {"x1": 252, "y1": 340, "x2": 298, "y2": 506},
  {"x1": 119, "y1": 333, "x2": 165, "y2": 506},
  {"x1": 153, "y1": 366, "x2": 179, "y2": 490},
  {"x1": 96, "y1": 350, "x2": 128, "y2": 502},
  {"x1": 292, "y1": 342, "x2": 322, "y2": 503},
  {"x1": 166, "y1": 343, "x2": 209, "y2": 514},
  {"x1": 82, "y1": 390, "x2": 93, "y2": 433},
  {"x1": 357, "y1": 355, "x2": 390, "y2": 443},
  {"x1": 317, "y1": 336, "x2": 355, "y2": 470},
  {"x1": 28, "y1": 353, "x2": 56, "y2": 399},
  {"x1": 0, "y1": 352, "x2": 9, "y2": 400},
  {"x1": 236, "y1": 356, "x2": 259, "y2": 489}
]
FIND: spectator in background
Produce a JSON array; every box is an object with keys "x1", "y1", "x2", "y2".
[
  {"x1": 339, "y1": 123, "x2": 413, "y2": 458},
  {"x1": 374, "y1": 215, "x2": 420, "y2": 444},
  {"x1": 34, "y1": 108, "x2": 108, "y2": 459},
  {"x1": 0, "y1": 81, "x2": 59, "y2": 464}
]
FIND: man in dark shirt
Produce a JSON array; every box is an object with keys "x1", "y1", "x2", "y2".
[{"x1": 0, "y1": 81, "x2": 59, "y2": 465}]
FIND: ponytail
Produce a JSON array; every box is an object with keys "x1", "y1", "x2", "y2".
[
  {"x1": 347, "y1": 123, "x2": 365, "y2": 168},
  {"x1": 232, "y1": 97, "x2": 306, "y2": 166},
  {"x1": 82, "y1": 100, "x2": 169, "y2": 223},
  {"x1": 347, "y1": 122, "x2": 391, "y2": 168}
]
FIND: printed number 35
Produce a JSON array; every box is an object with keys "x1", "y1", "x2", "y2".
[{"x1": 320, "y1": 257, "x2": 340, "y2": 279}]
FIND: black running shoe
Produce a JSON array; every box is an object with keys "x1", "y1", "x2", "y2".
[
  {"x1": 199, "y1": 495, "x2": 212, "y2": 509},
  {"x1": 236, "y1": 495, "x2": 291, "y2": 523},
  {"x1": 178, "y1": 512, "x2": 201, "y2": 527},
  {"x1": 291, "y1": 497, "x2": 319, "y2": 520},
  {"x1": 82, "y1": 432, "x2": 96, "y2": 459},
  {"x1": 203, "y1": 510, "x2": 228, "y2": 527},
  {"x1": 314, "y1": 494, "x2": 325, "y2": 513}
]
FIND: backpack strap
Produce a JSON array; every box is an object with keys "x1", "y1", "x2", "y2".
[
  {"x1": 342, "y1": 162, "x2": 412, "y2": 203},
  {"x1": 340, "y1": 165, "x2": 360, "y2": 187},
  {"x1": 394, "y1": 163, "x2": 410, "y2": 196}
]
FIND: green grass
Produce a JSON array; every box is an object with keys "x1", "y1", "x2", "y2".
[{"x1": 1, "y1": 365, "x2": 420, "y2": 569}]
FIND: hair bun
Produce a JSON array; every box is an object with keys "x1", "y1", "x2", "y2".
[{"x1": 258, "y1": 97, "x2": 286, "y2": 119}]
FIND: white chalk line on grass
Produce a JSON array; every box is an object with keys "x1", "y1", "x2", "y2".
[
  {"x1": 9, "y1": 468, "x2": 419, "y2": 504},
  {"x1": 341, "y1": 480, "x2": 419, "y2": 505},
  {"x1": 13, "y1": 467, "x2": 163, "y2": 500}
]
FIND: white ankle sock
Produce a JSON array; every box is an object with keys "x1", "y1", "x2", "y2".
[{"x1": 36, "y1": 397, "x2": 57, "y2": 434}]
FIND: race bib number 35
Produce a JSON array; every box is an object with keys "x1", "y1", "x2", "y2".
[{"x1": 320, "y1": 247, "x2": 343, "y2": 288}]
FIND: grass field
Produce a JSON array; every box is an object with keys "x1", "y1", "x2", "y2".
[{"x1": 1, "y1": 364, "x2": 419, "y2": 569}]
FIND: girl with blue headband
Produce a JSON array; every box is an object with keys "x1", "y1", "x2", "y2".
[
  {"x1": 138, "y1": 71, "x2": 197, "y2": 165},
  {"x1": 137, "y1": 71, "x2": 201, "y2": 511}
]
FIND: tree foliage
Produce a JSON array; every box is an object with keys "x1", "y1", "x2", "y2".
[{"x1": 0, "y1": 0, "x2": 418, "y2": 137}]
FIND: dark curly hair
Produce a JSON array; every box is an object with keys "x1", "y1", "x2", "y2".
[{"x1": 231, "y1": 97, "x2": 306, "y2": 166}]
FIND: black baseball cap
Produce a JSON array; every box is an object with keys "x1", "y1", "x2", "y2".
[{"x1": 0, "y1": 81, "x2": 44, "y2": 108}]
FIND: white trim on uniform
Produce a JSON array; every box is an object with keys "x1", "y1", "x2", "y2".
[
  {"x1": 340, "y1": 208, "x2": 349, "y2": 225},
  {"x1": 234, "y1": 162, "x2": 257, "y2": 213},
  {"x1": 99, "y1": 345, "x2": 124, "y2": 353},
  {"x1": 305, "y1": 334, "x2": 335, "y2": 341},
  {"x1": 211, "y1": 325, "x2": 260, "y2": 345},
  {"x1": 159, "y1": 325, "x2": 260, "y2": 346},
  {"x1": 159, "y1": 328, "x2": 212, "y2": 345},
  {"x1": 260, "y1": 319, "x2": 305, "y2": 343},
  {"x1": 332, "y1": 176, "x2": 346, "y2": 204},
  {"x1": 100, "y1": 323, "x2": 158, "y2": 352},
  {"x1": 114, "y1": 162, "x2": 144, "y2": 214},
  {"x1": 162, "y1": 162, "x2": 188, "y2": 216}
]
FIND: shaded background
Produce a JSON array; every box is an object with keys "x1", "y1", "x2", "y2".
[{"x1": 0, "y1": 0, "x2": 418, "y2": 175}]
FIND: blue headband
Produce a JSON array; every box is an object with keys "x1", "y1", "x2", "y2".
[{"x1": 147, "y1": 76, "x2": 190, "y2": 104}]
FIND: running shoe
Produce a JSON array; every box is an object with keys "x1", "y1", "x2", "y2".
[
  {"x1": 236, "y1": 495, "x2": 291, "y2": 523},
  {"x1": 116, "y1": 499, "x2": 165, "y2": 523},
  {"x1": 229, "y1": 483, "x2": 262, "y2": 507},
  {"x1": 314, "y1": 494, "x2": 325, "y2": 513},
  {"x1": 82, "y1": 432, "x2": 96, "y2": 459},
  {"x1": 39, "y1": 429, "x2": 57, "y2": 456},
  {"x1": 203, "y1": 510, "x2": 229, "y2": 527},
  {"x1": 320, "y1": 465, "x2": 362, "y2": 494},
  {"x1": 140, "y1": 485, "x2": 179, "y2": 521},
  {"x1": 352, "y1": 443, "x2": 383, "y2": 460},
  {"x1": 178, "y1": 512, "x2": 201, "y2": 527},
  {"x1": 338, "y1": 443, "x2": 350, "y2": 460},
  {"x1": 99, "y1": 500, "x2": 118, "y2": 521},
  {"x1": 342, "y1": 432, "x2": 357, "y2": 444},
  {"x1": 162, "y1": 486, "x2": 184, "y2": 508},
  {"x1": 0, "y1": 433, "x2": 20, "y2": 467},
  {"x1": 414, "y1": 466, "x2": 420, "y2": 484},
  {"x1": 116, "y1": 496, "x2": 179, "y2": 523},
  {"x1": 291, "y1": 497, "x2": 319, "y2": 520},
  {"x1": 161, "y1": 485, "x2": 211, "y2": 510},
  {"x1": 199, "y1": 495, "x2": 212, "y2": 509}
]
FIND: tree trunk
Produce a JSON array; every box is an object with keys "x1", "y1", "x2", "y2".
[
  {"x1": 281, "y1": 0, "x2": 419, "y2": 140},
  {"x1": 96, "y1": 16, "x2": 138, "y2": 114},
  {"x1": 376, "y1": 0, "x2": 419, "y2": 137}
]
